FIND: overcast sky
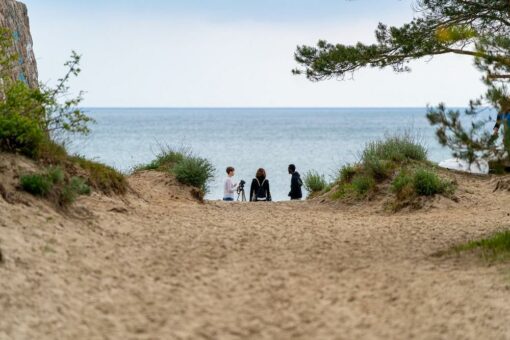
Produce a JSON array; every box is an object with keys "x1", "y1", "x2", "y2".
[{"x1": 23, "y1": 0, "x2": 484, "y2": 107}]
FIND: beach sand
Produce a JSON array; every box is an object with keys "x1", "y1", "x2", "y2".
[{"x1": 1, "y1": 162, "x2": 510, "y2": 339}]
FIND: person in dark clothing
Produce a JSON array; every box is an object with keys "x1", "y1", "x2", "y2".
[
  {"x1": 493, "y1": 111, "x2": 510, "y2": 135},
  {"x1": 250, "y1": 168, "x2": 272, "y2": 202},
  {"x1": 288, "y1": 164, "x2": 303, "y2": 200}
]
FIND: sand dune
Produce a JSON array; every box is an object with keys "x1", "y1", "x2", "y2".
[{"x1": 1, "y1": 160, "x2": 510, "y2": 339}]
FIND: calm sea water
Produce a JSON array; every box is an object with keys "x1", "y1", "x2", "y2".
[{"x1": 68, "y1": 108, "x2": 453, "y2": 201}]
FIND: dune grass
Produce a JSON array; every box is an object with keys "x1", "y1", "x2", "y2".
[
  {"x1": 69, "y1": 156, "x2": 127, "y2": 195},
  {"x1": 392, "y1": 168, "x2": 455, "y2": 198},
  {"x1": 134, "y1": 147, "x2": 215, "y2": 195},
  {"x1": 452, "y1": 230, "x2": 510, "y2": 263},
  {"x1": 20, "y1": 166, "x2": 92, "y2": 207},
  {"x1": 303, "y1": 170, "x2": 327, "y2": 196},
  {"x1": 328, "y1": 134, "x2": 454, "y2": 207}
]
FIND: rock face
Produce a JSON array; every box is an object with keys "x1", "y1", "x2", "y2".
[{"x1": 0, "y1": 0, "x2": 37, "y2": 88}]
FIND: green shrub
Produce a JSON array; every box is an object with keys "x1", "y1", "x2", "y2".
[
  {"x1": 46, "y1": 166, "x2": 65, "y2": 185},
  {"x1": 0, "y1": 113, "x2": 45, "y2": 158},
  {"x1": 363, "y1": 157, "x2": 395, "y2": 181},
  {"x1": 338, "y1": 163, "x2": 358, "y2": 182},
  {"x1": 391, "y1": 170, "x2": 416, "y2": 201},
  {"x1": 69, "y1": 156, "x2": 127, "y2": 195},
  {"x1": 361, "y1": 135, "x2": 427, "y2": 164},
  {"x1": 351, "y1": 175, "x2": 376, "y2": 196},
  {"x1": 20, "y1": 173, "x2": 53, "y2": 196},
  {"x1": 303, "y1": 170, "x2": 327, "y2": 195},
  {"x1": 69, "y1": 176, "x2": 91, "y2": 195},
  {"x1": 59, "y1": 177, "x2": 90, "y2": 206},
  {"x1": 136, "y1": 147, "x2": 215, "y2": 194},
  {"x1": 172, "y1": 156, "x2": 215, "y2": 193},
  {"x1": 413, "y1": 169, "x2": 451, "y2": 196},
  {"x1": 134, "y1": 148, "x2": 188, "y2": 171}
]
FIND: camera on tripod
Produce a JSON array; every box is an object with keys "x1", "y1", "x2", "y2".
[{"x1": 237, "y1": 180, "x2": 246, "y2": 201}]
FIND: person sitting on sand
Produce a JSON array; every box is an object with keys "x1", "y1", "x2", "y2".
[
  {"x1": 223, "y1": 166, "x2": 238, "y2": 202},
  {"x1": 288, "y1": 164, "x2": 303, "y2": 200},
  {"x1": 250, "y1": 168, "x2": 272, "y2": 202}
]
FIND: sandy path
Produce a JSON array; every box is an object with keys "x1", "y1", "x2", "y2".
[{"x1": 1, "y1": 171, "x2": 510, "y2": 339}]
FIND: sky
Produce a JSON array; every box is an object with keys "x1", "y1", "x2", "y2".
[{"x1": 23, "y1": 0, "x2": 485, "y2": 107}]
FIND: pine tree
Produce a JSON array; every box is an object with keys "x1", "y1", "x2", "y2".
[{"x1": 294, "y1": 0, "x2": 510, "y2": 165}]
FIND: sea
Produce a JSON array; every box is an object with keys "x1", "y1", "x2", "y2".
[{"x1": 68, "y1": 108, "x2": 456, "y2": 201}]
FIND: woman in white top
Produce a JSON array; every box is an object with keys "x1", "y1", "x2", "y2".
[{"x1": 223, "y1": 166, "x2": 238, "y2": 201}]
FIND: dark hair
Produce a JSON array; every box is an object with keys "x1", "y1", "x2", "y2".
[
  {"x1": 226, "y1": 166, "x2": 235, "y2": 174},
  {"x1": 288, "y1": 164, "x2": 296, "y2": 172},
  {"x1": 256, "y1": 168, "x2": 266, "y2": 179}
]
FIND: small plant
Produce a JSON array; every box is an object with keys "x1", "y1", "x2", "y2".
[
  {"x1": 20, "y1": 166, "x2": 64, "y2": 196},
  {"x1": 391, "y1": 170, "x2": 415, "y2": 200},
  {"x1": 137, "y1": 146, "x2": 215, "y2": 194},
  {"x1": 46, "y1": 166, "x2": 65, "y2": 185},
  {"x1": 20, "y1": 167, "x2": 92, "y2": 206},
  {"x1": 59, "y1": 177, "x2": 91, "y2": 205},
  {"x1": 69, "y1": 176, "x2": 92, "y2": 195},
  {"x1": 361, "y1": 135, "x2": 427, "y2": 164},
  {"x1": 413, "y1": 169, "x2": 450, "y2": 196},
  {"x1": 363, "y1": 157, "x2": 395, "y2": 181},
  {"x1": 134, "y1": 147, "x2": 188, "y2": 171},
  {"x1": 303, "y1": 170, "x2": 327, "y2": 195},
  {"x1": 351, "y1": 175, "x2": 376, "y2": 196},
  {"x1": 172, "y1": 156, "x2": 215, "y2": 193},
  {"x1": 338, "y1": 163, "x2": 357, "y2": 182},
  {"x1": 20, "y1": 173, "x2": 53, "y2": 196},
  {"x1": 333, "y1": 175, "x2": 375, "y2": 200}
]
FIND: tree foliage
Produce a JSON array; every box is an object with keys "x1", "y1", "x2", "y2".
[
  {"x1": 293, "y1": 0, "x2": 510, "y2": 163},
  {"x1": 0, "y1": 28, "x2": 93, "y2": 140}
]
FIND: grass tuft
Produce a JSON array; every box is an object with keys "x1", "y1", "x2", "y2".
[
  {"x1": 20, "y1": 173, "x2": 53, "y2": 196},
  {"x1": 413, "y1": 168, "x2": 452, "y2": 196},
  {"x1": 134, "y1": 148, "x2": 188, "y2": 172},
  {"x1": 338, "y1": 164, "x2": 358, "y2": 182},
  {"x1": 135, "y1": 147, "x2": 215, "y2": 194},
  {"x1": 453, "y1": 230, "x2": 510, "y2": 262},
  {"x1": 361, "y1": 134, "x2": 427, "y2": 164},
  {"x1": 20, "y1": 167, "x2": 91, "y2": 207},
  {"x1": 69, "y1": 156, "x2": 127, "y2": 195},
  {"x1": 303, "y1": 170, "x2": 327, "y2": 196},
  {"x1": 172, "y1": 156, "x2": 215, "y2": 193}
]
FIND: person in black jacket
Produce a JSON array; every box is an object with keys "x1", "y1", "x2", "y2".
[
  {"x1": 250, "y1": 168, "x2": 272, "y2": 202},
  {"x1": 288, "y1": 164, "x2": 303, "y2": 200}
]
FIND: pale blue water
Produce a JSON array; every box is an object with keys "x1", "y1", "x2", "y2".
[{"x1": 68, "y1": 108, "x2": 454, "y2": 201}]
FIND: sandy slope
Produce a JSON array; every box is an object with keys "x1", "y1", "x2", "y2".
[{"x1": 1, "y1": 164, "x2": 510, "y2": 339}]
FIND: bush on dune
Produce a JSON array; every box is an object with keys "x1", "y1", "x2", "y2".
[
  {"x1": 173, "y1": 156, "x2": 215, "y2": 192},
  {"x1": 361, "y1": 135, "x2": 427, "y2": 164},
  {"x1": 391, "y1": 168, "x2": 455, "y2": 202},
  {"x1": 0, "y1": 113, "x2": 45, "y2": 158},
  {"x1": 328, "y1": 134, "x2": 454, "y2": 208},
  {"x1": 135, "y1": 147, "x2": 215, "y2": 194},
  {"x1": 303, "y1": 170, "x2": 327, "y2": 196},
  {"x1": 133, "y1": 147, "x2": 188, "y2": 172},
  {"x1": 20, "y1": 166, "x2": 91, "y2": 207}
]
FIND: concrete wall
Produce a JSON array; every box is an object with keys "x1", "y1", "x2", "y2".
[{"x1": 0, "y1": 0, "x2": 38, "y2": 88}]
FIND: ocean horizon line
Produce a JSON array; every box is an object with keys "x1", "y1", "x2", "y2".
[{"x1": 80, "y1": 106, "x2": 471, "y2": 110}]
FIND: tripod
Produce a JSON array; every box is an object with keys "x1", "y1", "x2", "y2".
[{"x1": 237, "y1": 187, "x2": 246, "y2": 202}]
